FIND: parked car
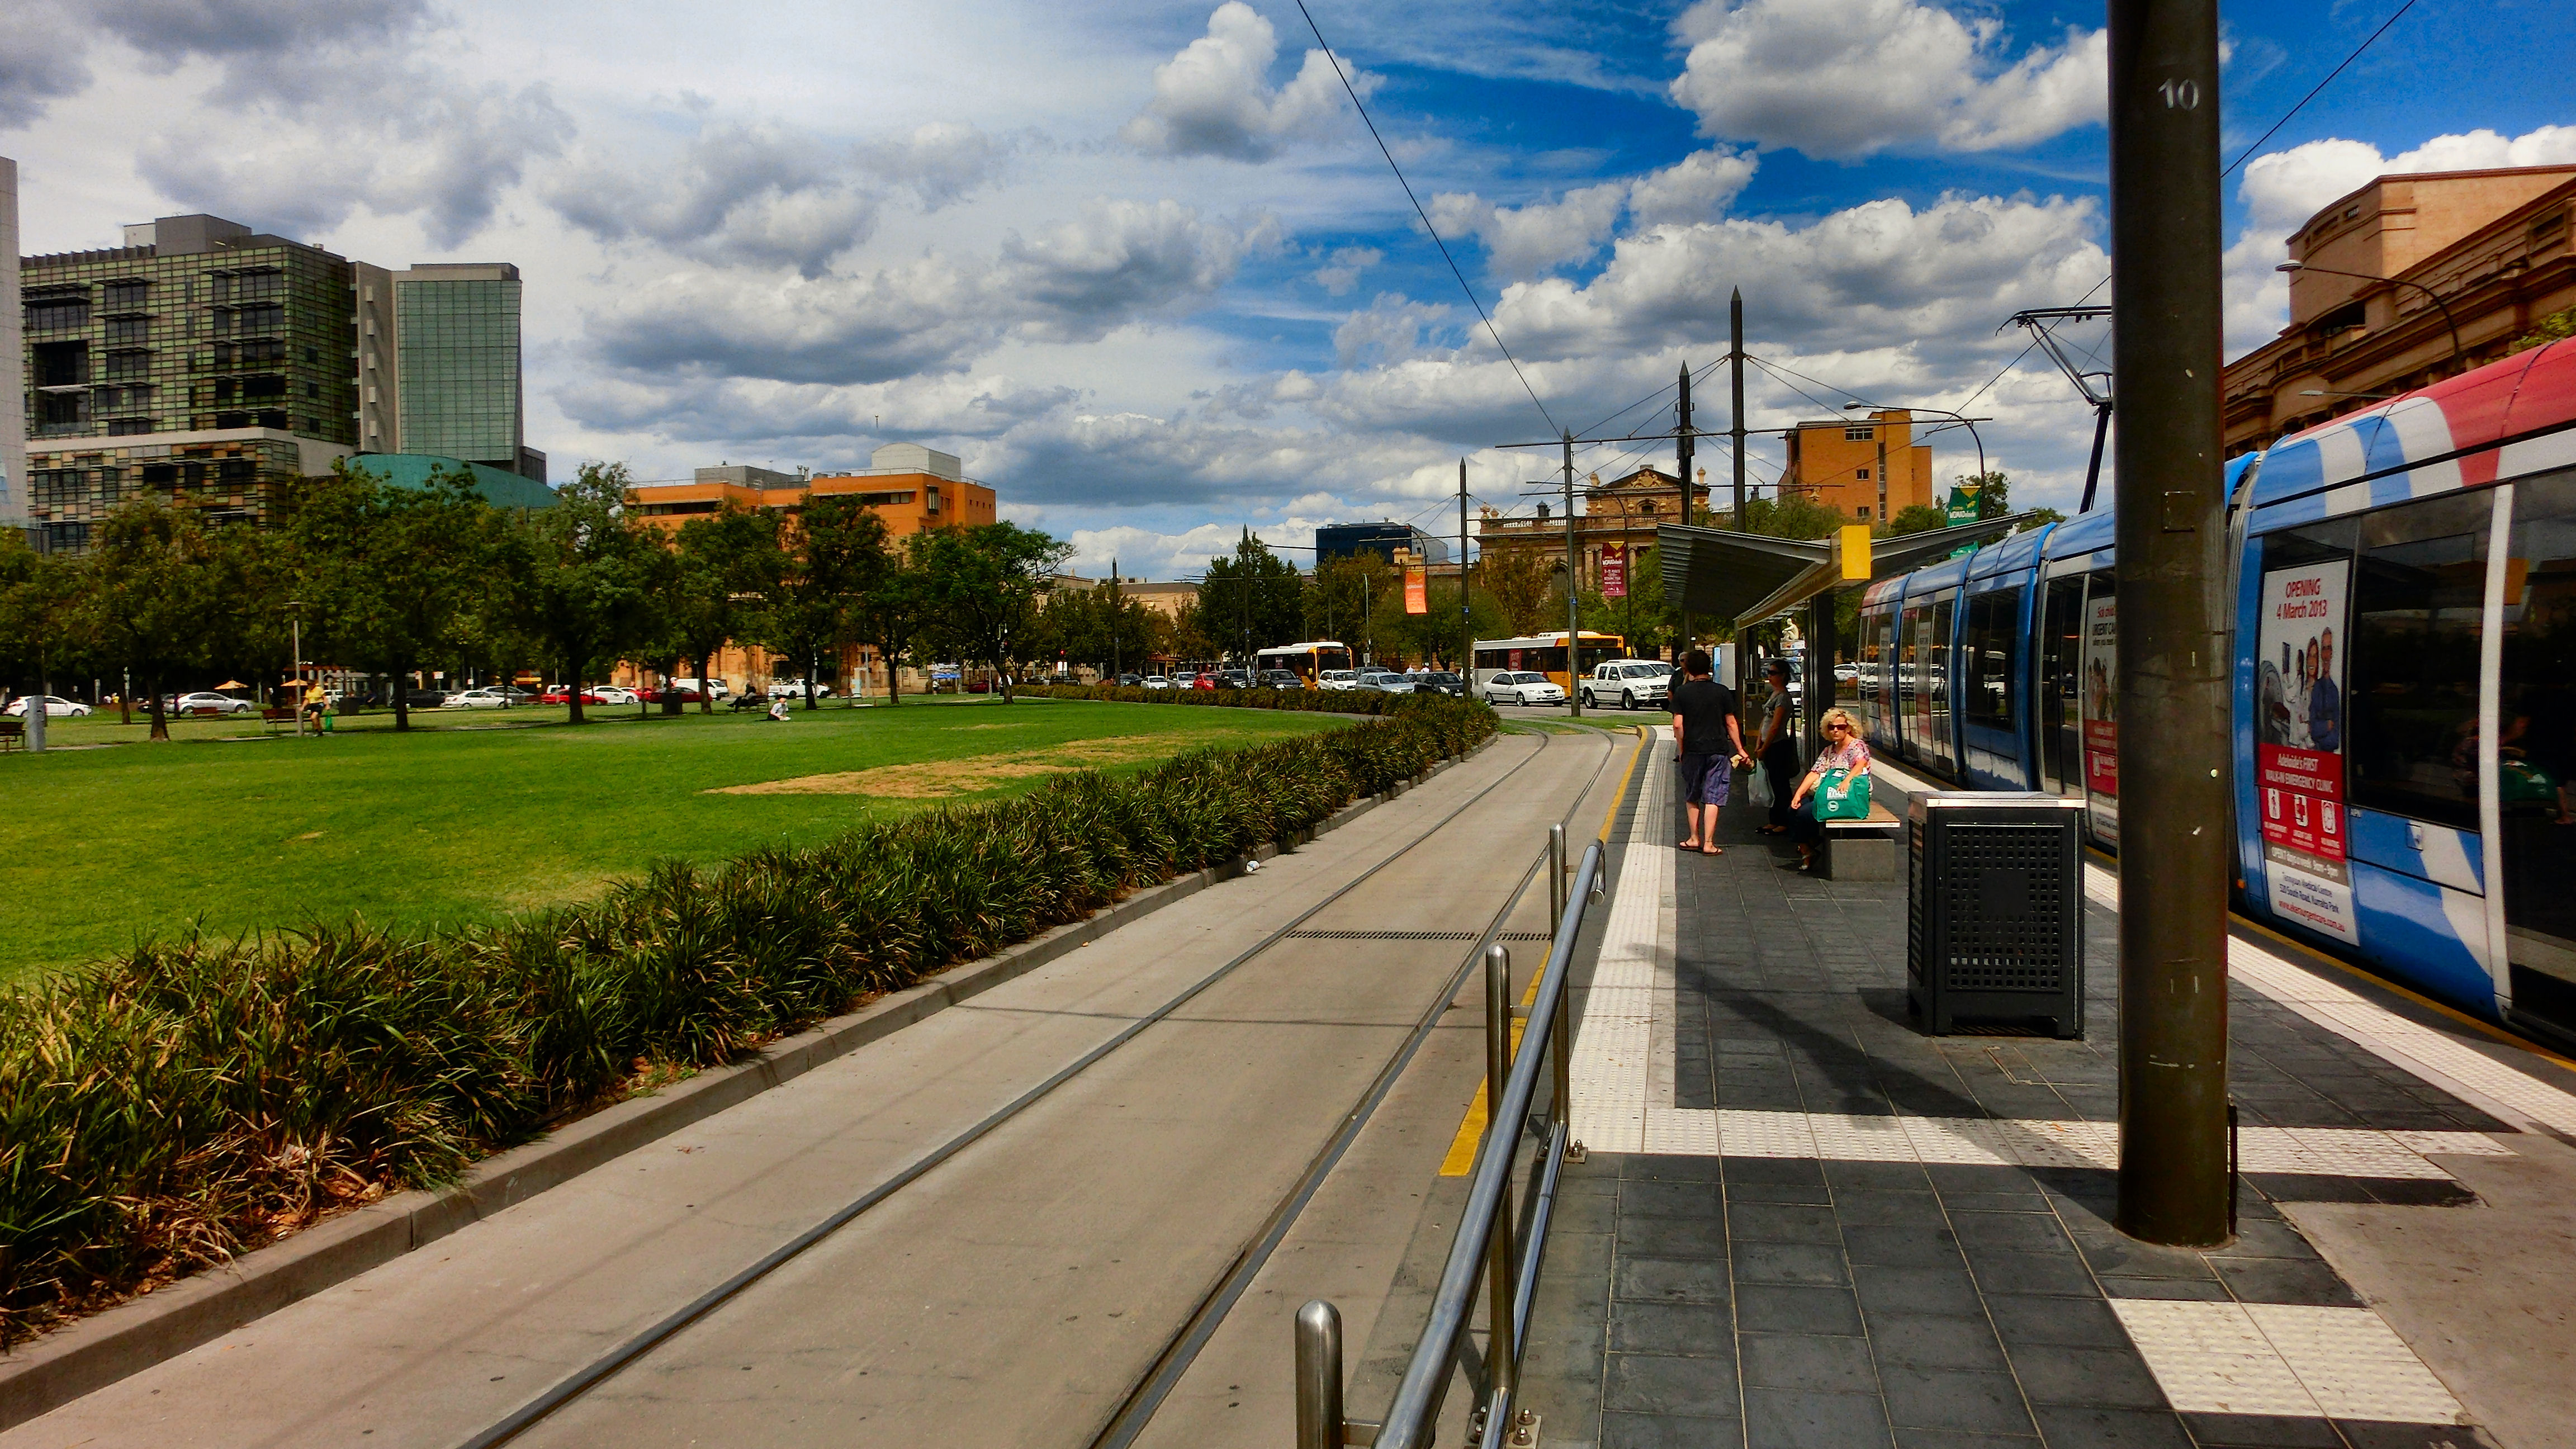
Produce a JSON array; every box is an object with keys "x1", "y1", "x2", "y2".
[
  {"x1": 667, "y1": 677, "x2": 730, "y2": 699},
  {"x1": 1115, "y1": 673, "x2": 1144, "y2": 686},
  {"x1": 1483, "y1": 671, "x2": 1565, "y2": 706},
  {"x1": 1169, "y1": 672, "x2": 1198, "y2": 689},
  {"x1": 1191, "y1": 674, "x2": 1218, "y2": 690},
  {"x1": 443, "y1": 687, "x2": 515, "y2": 709},
  {"x1": 1317, "y1": 670, "x2": 1358, "y2": 692},
  {"x1": 1213, "y1": 670, "x2": 1252, "y2": 689},
  {"x1": 1353, "y1": 671, "x2": 1417, "y2": 694},
  {"x1": 1257, "y1": 670, "x2": 1303, "y2": 690},
  {"x1": 171, "y1": 691, "x2": 255, "y2": 715},
  {"x1": 1580, "y1": 660, "x2": 1674, "y2": 711},
  {"x1": 5, "y1": 695, "x2": 91, "y2": 718},
  {"x1": 638, "y1": 685, "x2": 706, "y2": 704},
  {"x1": 1141, "y1": 675, "x2": 1174, "y2": 690},
  {"x1": 770, "y1": 679, "x2": 835, "y2": 699}
]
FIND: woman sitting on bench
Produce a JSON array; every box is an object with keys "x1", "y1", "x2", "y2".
[{"x1": 1785, "y1": 707, "x2": 1871, "y2": 874}]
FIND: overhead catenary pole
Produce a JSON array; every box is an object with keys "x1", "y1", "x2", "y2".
[
  {"x1": 1459, "y1": 458, "x2": 1472, "y2": 681},
  {"x1": 1730, "y1": 290, "x2": 1748, "y2": 530},
  {"x1": 1676, "y1": 364, "x2": 1694, "y2": 663},
  {"x1": 2109, "y1": 0, "x2": 2232, "y2": 1247},
  {"x1": 1563, "y1": 430, "x2": 1581, "y2": 717}
]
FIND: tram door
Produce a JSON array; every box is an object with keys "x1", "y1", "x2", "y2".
[
  {"x1": 2499, "y1": 471, "x2": 2576, "y2": 1040},
  {"x1": 1898, "y1": 604, "x2": 1928, "y2": 761},
  {"x1": 2038, "y1": 575, "x2": 2086, "y2": 797}
]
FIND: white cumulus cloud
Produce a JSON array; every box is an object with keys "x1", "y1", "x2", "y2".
[
  {"x1": 1668, "y1": 0, "x2": 2104, "y2": 159},
  {"x1": 1120, "y1": 2, "x2": 1378, "y2": 162}
]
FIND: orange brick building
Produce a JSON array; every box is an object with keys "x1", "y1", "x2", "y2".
[
  {"x1": 617, "y1": 444, "x2": 1000, "y2": 695},
  {"x1": 1777, "y1": 409, "x2": 1932, "y2": 523}
]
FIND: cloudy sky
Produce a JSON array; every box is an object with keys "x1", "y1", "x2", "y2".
[{"x1": 6, "y1": 0, "x2": 2572, "y2": 577}]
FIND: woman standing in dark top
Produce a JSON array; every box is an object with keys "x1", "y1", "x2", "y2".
[{"x1": 1756, "y1": 659, "x2": 1799, "y2": 835}]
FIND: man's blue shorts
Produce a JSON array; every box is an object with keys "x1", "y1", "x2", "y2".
[{"x1": 1680, "y1": 752, "x2": 1730, "y2": 807}]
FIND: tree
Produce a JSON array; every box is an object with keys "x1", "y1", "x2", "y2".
[
  {"x1": 274, "y1": 460, "x2": 494, "y2": 732},
  {"x1": 1885, "y1": 503, "x2": 1952, "y2": 537},
  {"x1": 918, "y1": 522, "x2": 1069, "y2": 703},
  {"x1": 762, "y1": 494, "x2": 884, "y2": 710},
  {"x1": 1957, "y1": 469, "x2": 2013, "y2": 520},
  {"x1": 2018, "y1": 507, "x2": 2068, "y2": 533},
  {"x1": 491, "y1": 462, "x2": 660, "y2": 726},
  {"x1": 1032, "y1": 576, "x2": 1154, "y2": 675},
  {"x1": 1305, "y1": 555, "x2": 1392, "y2": 660},
  {"x1": 77, "y1": 500, "x2": 241, "y2": 741},
  {"x1": 0, "y1": 532, "x2": 83, "y2": 723},
  {"x1": 655, "y1": 504, "x2": 780, "y2": 714},
  {"x1": 1476, "y1": 548, "x2": 1557, "y2": 635},
  {"x1": 850, "y1": 531, "x2": 935, "y2": 704},
  {"x1": 1198, "y1": 532, "x2": 1303, "y2": 666}
]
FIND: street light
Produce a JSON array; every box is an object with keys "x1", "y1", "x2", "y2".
[
  {"x1": 1844, "y1": 400, "x2": 1986, "y2": 481},
  {"x1": 2275, "y1": 261, "x2": 2465, "y2": 372}
]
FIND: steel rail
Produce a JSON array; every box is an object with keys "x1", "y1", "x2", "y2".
[
  {"x1": 1086, "y1": 728, "x2": 1628, "y2": 1449},
  {"x1": 454, "y1": 724, "x2": 1587, "y2": 1449}
]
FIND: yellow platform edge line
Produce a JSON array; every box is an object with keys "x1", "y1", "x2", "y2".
[{"x1": 1445, "y1": 726, "x2": 1650, "y2": 1176}]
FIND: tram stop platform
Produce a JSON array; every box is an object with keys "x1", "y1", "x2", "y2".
[{"x1": 1518, "y1": 733, "x2": 2576, "y2": 1449}]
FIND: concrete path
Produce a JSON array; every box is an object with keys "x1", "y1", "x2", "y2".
[{"x1": 2, "y1": 727, "x2": 1632, "y2": 1449}]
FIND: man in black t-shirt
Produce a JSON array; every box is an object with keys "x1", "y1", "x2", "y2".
[{"x1": 1668, "y1": 649, "x2": 1749, "y2": 854}]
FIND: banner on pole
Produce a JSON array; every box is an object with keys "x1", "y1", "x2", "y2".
[
  {"x1": 1404, "y1": 565, "x2": 1427, "y2": 614},
  {"x1": 1600, "y1": 544, "x2": 1627, "y2": 598}
]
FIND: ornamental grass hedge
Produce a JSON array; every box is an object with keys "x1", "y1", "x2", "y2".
[
  {"x1": 0, "y1": 695, "x2": 1494, "y2": 1342},
  {"x1": 1016, "y1": 683, "x2": 1425, "y2": 712}
]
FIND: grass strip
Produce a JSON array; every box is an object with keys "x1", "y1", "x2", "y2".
[
  {"x1": 0, "y1": 697, "x2": 1495, "y2": 1344},
  {"x1": 1015, "y1": 683, "x2": 1419, "y2": 712}
]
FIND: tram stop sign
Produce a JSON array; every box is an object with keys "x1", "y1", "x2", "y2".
[{"x1": 1945, "y1": 482, "x2": 1983, "y2": 525}]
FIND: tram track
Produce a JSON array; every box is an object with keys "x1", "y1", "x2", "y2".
[{"x1": 455, "y1": 721, "x2": 1637, "y2": 1449}]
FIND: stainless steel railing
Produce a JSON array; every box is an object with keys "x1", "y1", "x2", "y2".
[{"x1": 1297, "y1": 823, "x2": 1604, "y2": 1449}]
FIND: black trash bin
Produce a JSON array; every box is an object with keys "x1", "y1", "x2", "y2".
[{"x1": 1907, "y1": 792, "x2": 2089, "y2": 1038}]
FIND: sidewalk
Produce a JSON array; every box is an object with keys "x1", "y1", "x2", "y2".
[{"x1": 1521, "y1": 736, "x2": 2576, "y2": 1449}]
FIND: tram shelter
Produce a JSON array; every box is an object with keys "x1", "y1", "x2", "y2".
[{"x1": 1656, "y1": 515, "x2": 2037, "y2": 749}]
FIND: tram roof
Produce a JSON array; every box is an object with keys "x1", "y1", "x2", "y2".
[{"x1": 1657, "y1": 513, "x2": 2037, "y2": 628}]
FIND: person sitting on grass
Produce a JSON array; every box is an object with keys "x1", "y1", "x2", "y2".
[{"x1": 768, "y1": 697, "x2": 792, "y2": 722}]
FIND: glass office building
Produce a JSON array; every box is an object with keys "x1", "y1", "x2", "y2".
[{"x1": 392, "y1": 264, "x2": 534, "y2": 480}]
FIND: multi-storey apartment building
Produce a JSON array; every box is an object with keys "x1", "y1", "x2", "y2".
[
  {"x1": 2, "y1": 159, "x2": 24, "y2": 533},
  {"x1": 20, "y1": 212, "x2": 546, "y2": 550},
  {"x1": 20, "y1": 214, "x2": 358, "y2": 550},
  {"x1": 1777, "y1": 409, "x2": 1933, "y2": 523}
]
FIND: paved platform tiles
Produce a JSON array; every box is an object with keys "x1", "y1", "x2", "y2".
[{"x1": 1521, "y1": 738, "x2": 2576, "y2": 1449}]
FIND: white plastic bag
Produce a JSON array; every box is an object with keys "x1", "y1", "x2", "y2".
[{"x1": 1747, "y1": 762, "x2": 1774, "y2": 808}]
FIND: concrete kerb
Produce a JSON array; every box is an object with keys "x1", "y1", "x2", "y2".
[{"x1": 0, "y1": 732, "x2": 1503, "y2": 1431}]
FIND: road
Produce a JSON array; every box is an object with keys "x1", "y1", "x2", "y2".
[{"x1": 3, "y1": 724, "x2": 1637, "y2": 1449}]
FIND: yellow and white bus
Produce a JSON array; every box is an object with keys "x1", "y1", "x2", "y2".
[
  {"x1": 1472, "y1": 632, "x2": 1625, "y2": 691},
  {"x1": 1254, "y1": 640, "x2": 1354, "y2": 684}
]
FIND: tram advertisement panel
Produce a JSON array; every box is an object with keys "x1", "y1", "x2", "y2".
[
  {"x1": 2081, "y1": 595, "x2": 2119, "y2": 844},
  {"x1": 2256, "y1": 560, "x2": 2356, "y2": 943}
]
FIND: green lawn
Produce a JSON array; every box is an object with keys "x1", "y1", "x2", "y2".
[{"x1": 0, "y1": 698, "x2": 1342, "y2": 983}]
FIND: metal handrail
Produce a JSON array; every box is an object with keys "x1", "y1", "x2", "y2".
[{"x1": 1298, "y1": 826, "x2": 1605, "y2": 1448}]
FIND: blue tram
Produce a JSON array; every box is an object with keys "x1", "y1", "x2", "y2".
[{"x1": 1853, "y1": 340, "x2": 2576, "y2": 1045}]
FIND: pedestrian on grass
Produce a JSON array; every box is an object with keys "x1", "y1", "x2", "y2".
[
  {"x1": 768, "y1": 697, "x2": 792, "y2": 722},
  {"x1": 1756, "y1": 659, "x2": 1800, "y2": 835},
  {"x1": 1669, "y1": 648, "x2": 1750, "y2": 855},
  {"x1": 1786, "y1": 707, "x2": 1872, "y2": 873}
]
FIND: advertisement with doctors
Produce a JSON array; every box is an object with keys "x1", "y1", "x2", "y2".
[
  {"x1": 2256, "y1": 559, "x2": 2356, "y2": 943},
  {"x1": 2080, "y1": 595, "x2": 2119, "y2": 845}
]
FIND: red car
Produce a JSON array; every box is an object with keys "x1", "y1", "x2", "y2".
[
  {"x1": 1191, "y1": 675, "x2": 1217, "y2": 690},
  {"x1": 541, "y1": 685, "x2": 626, "y2": 705},
  {"x1": 639, "y1": 685, "x2": 705, "y2": 704}
]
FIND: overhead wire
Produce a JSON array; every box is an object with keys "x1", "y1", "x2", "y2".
[
  {"x1": 1292, "y1": 0, "x2": 1557, "y2": 436},
  {"x1": 2222, "y1": 0, "x2": 2421, "y2": 180}
]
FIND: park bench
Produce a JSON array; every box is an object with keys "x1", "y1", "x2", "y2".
[
  {"x1": 261, "y1": 708, "x2": 300, "y2": 732},
  {"x1": 0, "y1": 719, "x2": 21, "y2": 752},
  {"x1": 1822, "y1": 801, "x2": 1903, "y2": 880}
]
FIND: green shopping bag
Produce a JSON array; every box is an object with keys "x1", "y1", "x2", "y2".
[{"x1": 1812, "y1": 766, "x2": 1872, "y2": 821}]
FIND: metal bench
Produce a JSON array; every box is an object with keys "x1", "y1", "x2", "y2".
[
  {"x1": 0, "y1": 719, "x2": 21, "y2": 752},
  {"x1": 1822, "y1": 802, "x2": 1902, "y2": 880}
]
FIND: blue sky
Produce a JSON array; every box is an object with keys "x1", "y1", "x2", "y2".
[{"x1": 4, "y1": 0, "x2": 2572, "y2": 576}]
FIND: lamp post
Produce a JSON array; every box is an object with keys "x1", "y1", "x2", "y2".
[
  {"x1": 1844, "y1": 400, "x2": 1986, "y2": 485},
  {"x1": 2276, "y1": 260, "x2": 2465, "y2": 372},
  {"x1": 286, "y1": 598, "x2": 305, "y2": 738}
]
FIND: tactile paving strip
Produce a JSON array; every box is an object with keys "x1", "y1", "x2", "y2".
[
  {"x1": 2086, "y1": 864, "x2": 2576, "y2": 1138},
  {"x1": 2111, "y1": 1300, "x2": 2469, "y2": 1423},
  {"x1": 1620, "y1": 1108, "x2": 2509, "y2": 1175}
]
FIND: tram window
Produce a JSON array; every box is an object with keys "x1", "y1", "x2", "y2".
[
  {"x1": 2499, "y1": 470, "x2": 2576, "y2": 1009},
  {"x1": 1928, "y1": 594, "x2": 1957, "y2": 770},
  {"x1": 2346, "y1": 494, "x2": 2490, "y2": 830},
  {"x1": 2040, "y1": 577, "x2": 2085, "y2": 794},
  {"x1": 1898, "y1": 605, "x2": 1926, "y2": 755},
  {"x1": 1964, "y1": 588, "x2": 2022, "y2": 733}
]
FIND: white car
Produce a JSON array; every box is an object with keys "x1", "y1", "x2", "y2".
[
  {"x1": 443, "y1": 687, "x2": 515, "y2": 709},
  {"x1": 5, "y1": 694, "x2": 91, "y2": 718},
  {"x1": 172, "y1": 691, "x2": 254, "y2": 714},
  {"x1": 1580, "y1": 660, "x2": 1674, "y2": 711},
  {"x1": 1140, "y1": 675, "x2": 1173, "y2": 690},
  {"x1": 590, "y1": 685, "x2": 641, "y2": 705},
  {"x1": 1317, "y1": 670, "x2": 1358, "y2": 692},
  {"x1": 1483, "y1": 671, "x2": 1566, "y2": 707},
  {"x1": 1353, "y1": 671, "x2": 1417, "y2": 694},
  {"x1": 769, "y1": 679, "x2": 835, "y2": 699}
]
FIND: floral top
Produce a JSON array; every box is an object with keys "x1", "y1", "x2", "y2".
[{"x1": 1806, "y1": 735, "x2": 1872, "y2": 778}]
